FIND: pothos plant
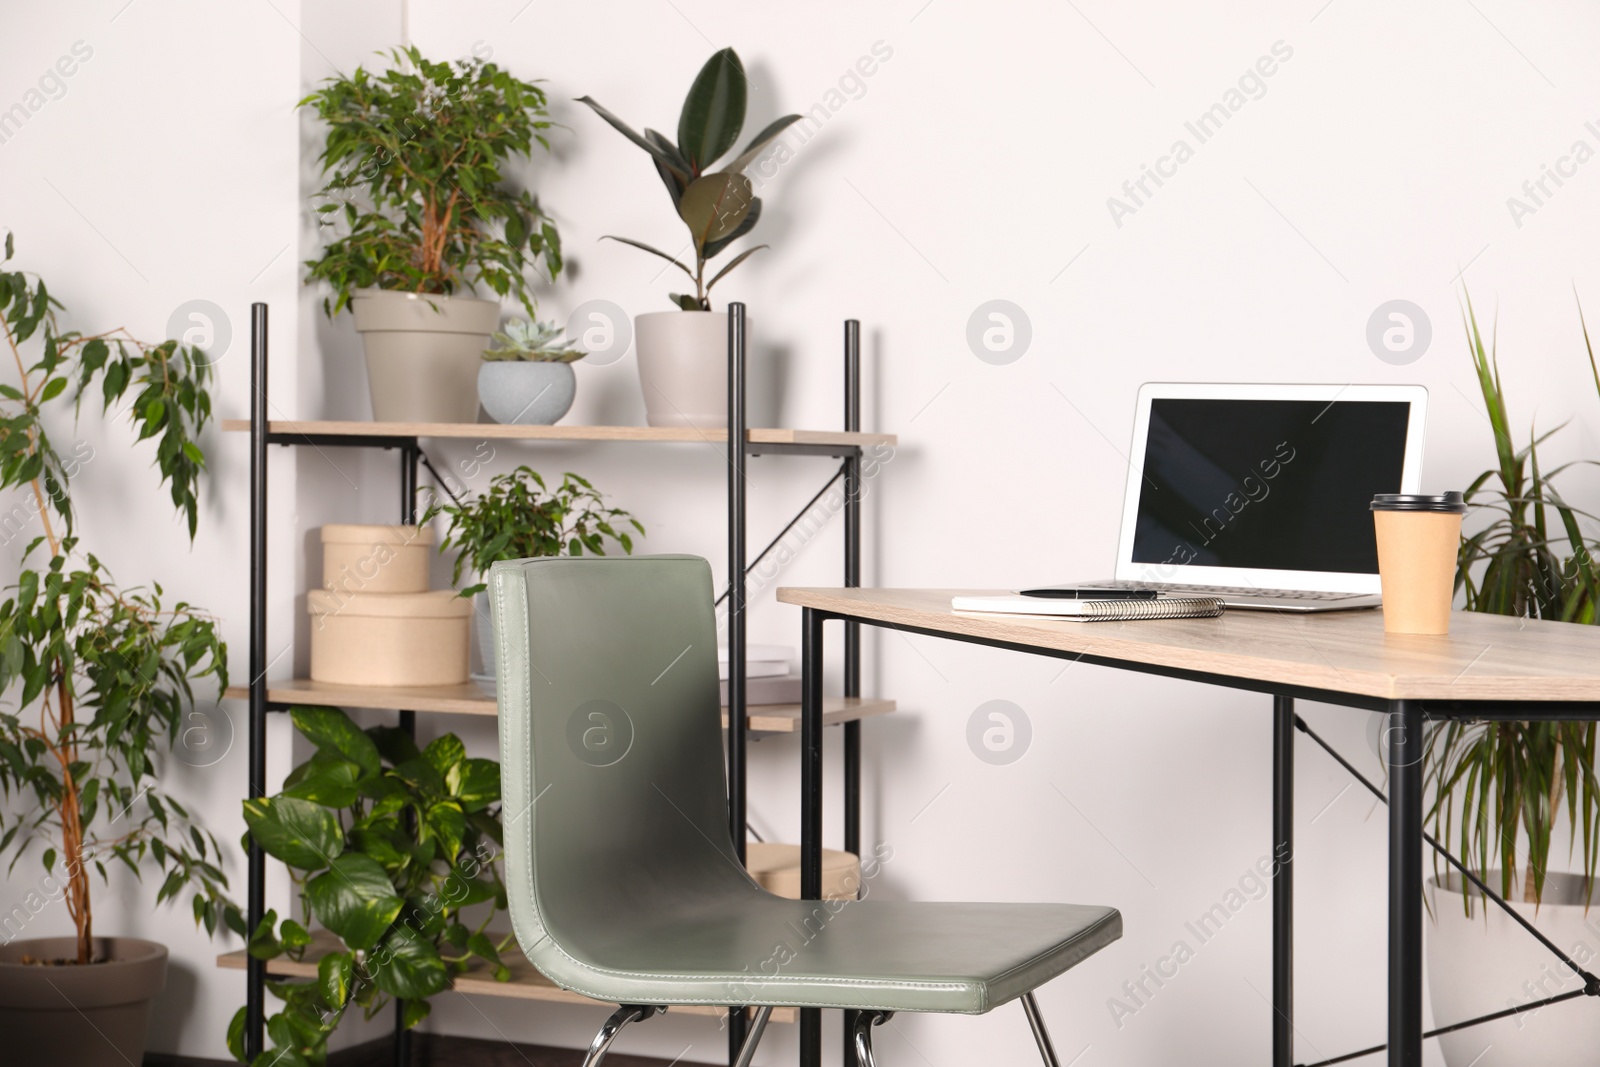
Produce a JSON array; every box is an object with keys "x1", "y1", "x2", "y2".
[
  {"x1": 302, "y1": 46, "x2": 563, "y2": 318},
  {"x1": 1427, "y1": 292, "x2": 1600, "y2": 911},
  {"x1": 580, "y1": 48, "x2": 799, "y2": 310},
  {"x1": 232, "y1": 706, "x2": 507, "y2": 1066},
  {"x1": 425, "y1": 466, "x2": 642, "y2": 597},
  {"x1": 0, "y1": 234, "x2": 240, "y2": 966}
]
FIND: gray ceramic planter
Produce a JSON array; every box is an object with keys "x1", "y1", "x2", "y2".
[
  {"x1": 0, "y1": 936, "x2": 168, "y2": 1067},
  {"x1": 350, "y1": 289, "x2": 499, "y2": 424},
  {"x1": 478, "y1": 361, "x2": 577, "y2": 425}
]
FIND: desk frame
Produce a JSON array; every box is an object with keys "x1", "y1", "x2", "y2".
[{"x1": 795, "y1": 607, "x2": 1600, "y2": 1067}]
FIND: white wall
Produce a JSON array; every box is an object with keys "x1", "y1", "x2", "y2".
[
  {"x1": 7, "y1": 0, "x2": 1600, "y2": 1064},
  {"x1": 0, "y1": 0, "x2": 301, "y2": 1059}
]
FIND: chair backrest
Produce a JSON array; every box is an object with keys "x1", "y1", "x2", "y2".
[{"x1": 491, "y1": 554, "x2": 758, "y2": 982}]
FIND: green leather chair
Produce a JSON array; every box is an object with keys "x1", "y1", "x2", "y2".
[{"x1": 491, "y1": 555, "x2": 1122, "y2": 1067}]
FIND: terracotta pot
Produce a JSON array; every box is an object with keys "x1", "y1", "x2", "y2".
[
  {"x1": 351, "y1": 289, "x2": 500, "y2": 424},
  {"x1": 634, "y1": 310, "x2": 729, "y2": 428},
  {"x1": 1427, "y1": 871, "x2": 1600, "y2": 1066},
  {"x1": 0, "y1": 936, "x2": 167, "y2": 1067}
]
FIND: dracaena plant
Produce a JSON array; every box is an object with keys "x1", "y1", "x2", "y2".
[
  {"x1": 302, "y1": 46, "x2": 563, "y2": 318},
  {"x1": 1426, "y1": 292, "x2": 1600, "y2": 911},
  {"x1": 579, "y1": 47, "x2": 799, "y2": 311},
  {"x1": 231, "y1": 707, "x2": 507, "y2": 1066},
  {"x1": 424, "y1": 467, "x2": 642, "y2": 597},
  {"x1": 0, "y1": 234, "x2": 240, "y2": 966}
]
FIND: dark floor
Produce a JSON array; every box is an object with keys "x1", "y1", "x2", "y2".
[{"x1": 145, "y1": 1033, "x2": 705, "y2": 1067}]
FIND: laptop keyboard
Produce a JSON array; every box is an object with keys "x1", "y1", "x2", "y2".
[{"x1": 1099, "y1": 582, "x2": 1370, "y2": 601}]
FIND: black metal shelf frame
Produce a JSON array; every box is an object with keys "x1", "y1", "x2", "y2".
[{"x1": 242, "y1": 302, "x2": 874, "y2": 1066}]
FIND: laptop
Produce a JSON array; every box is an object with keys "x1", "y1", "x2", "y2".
[{"x1": 1045, "y1": 383, "x2": 1428, "y2": 612}]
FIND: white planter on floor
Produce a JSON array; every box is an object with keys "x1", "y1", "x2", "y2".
[
  {"x1": 351, "y1": 289, "x2": 500, "y2": 423},
  {"x1": 1427, "y1": 870, "x2": 1600, "y2": 1066},
  {"x1": 634, "y1": 310, "x2": 729, "y2": 428}
]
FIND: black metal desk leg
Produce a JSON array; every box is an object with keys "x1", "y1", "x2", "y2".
[
  {"x1": 1387, "y1": 701, "x2": 1424, "y2": 1067},
  {"x1": 1272, "y1": 695, "x2": 1294, "y2": 1067},
  {"x1": 800, "y1": 608, "x2": 825, "y2": 1067}
]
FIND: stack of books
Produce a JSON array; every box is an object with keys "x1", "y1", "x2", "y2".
[{"x1": 718, "y1": 644, "x2": 799, "y2": 705}]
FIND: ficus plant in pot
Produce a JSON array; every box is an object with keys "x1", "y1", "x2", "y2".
[
  {"x1": 0, "y1": 236, "x2": 243, "y2": 1067},
  {"x1": 1419, "y1": 294, "x2": 1600, "y2": 1067},
  {"x1": 580, "y1": 47, "x2": 799, "y2": 428},
  {"x1": 231, "y1": 706, "x2": 507, "y2": 1066},
  {"x1": 477, "y1": 319, "x2": 586, "y2": 427},
  {"x1": 423, "y1": 466, "x2": 642, "y2": 682},
  {"x1": 303, "y1": 46, "x2": 563, "y2": 425}
]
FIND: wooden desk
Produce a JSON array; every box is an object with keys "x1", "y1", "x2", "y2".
[{"x1": 777, "y1": 588, "x2": 1600, "y2": 1067}]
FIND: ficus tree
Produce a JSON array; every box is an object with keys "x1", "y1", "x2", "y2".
[
  {"x1": 0, "y1": 234, "x2": 240, "y2": 966},
  {"x1": 302, "y1": 46, "x2": 563, "y2": 317},
  {"x1": 580, "y1": 47, "x2": 800, "y2": 310}
]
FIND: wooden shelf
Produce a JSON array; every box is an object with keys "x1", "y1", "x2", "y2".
[
  {"x1": 217, "y1": 930, "x2": 796, "y2": 1023},
  {"x1": 222, "y1": 679, "x2": 895, "y2": 733},
  {"x1": 221, "y1": 419, "x2": 895, "y2": 449}
]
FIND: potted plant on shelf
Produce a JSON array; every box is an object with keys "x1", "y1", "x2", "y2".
[
  {"x1": 303, "y1": 46, "x2": 564, "y2": 425},
  {"x1": 579, "y1": 47, "x2": 798, "y2": 428},
  {"x1": 0, "y1": 237, "x2": 242, "y2": 1067},
  {"x1": 232, "y1": 706, "x2": 506, "y2": 1065},
  {"x1": 1421, "y1": 295, "x2": 1600, "y2": 1067},
  {"x1": 478, "y1": 319, "x2": 585, "y2": 426},
  {"x1": 425, "y1": 467, "x2": 642, "y2": 682}
]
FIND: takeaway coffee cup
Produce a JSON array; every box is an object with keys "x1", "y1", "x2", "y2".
[{"x1": 1370, "y1": 491, "x2": 1468, "y2": 635}]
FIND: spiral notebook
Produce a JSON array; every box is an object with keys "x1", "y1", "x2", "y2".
[{"x1": 951, "y1": 594, "x2": 1227, "y2": 621}]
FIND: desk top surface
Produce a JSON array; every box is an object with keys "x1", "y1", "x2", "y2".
[{"x1": 776, "y1": 587, "x2": 1600, "y2": 704}]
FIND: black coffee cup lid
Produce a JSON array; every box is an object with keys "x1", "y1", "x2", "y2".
[{"x1": 1370, "y1": 491, "x2": 1467, "y2": 514}]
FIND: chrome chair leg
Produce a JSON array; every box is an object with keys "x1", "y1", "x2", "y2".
[
  {"x1": 850, "y1": 1010, "x2": 892, "y2": 1067},
  {"x1": 580, "y1": 1004, "x2": 658, "y2": 1067},
  {"x1": 731, "y1": 1006, "x2": 773, "y2": 1067},
  {"x1": 1020, "y1": 992, "x2": 1061, "y2": 1067}
]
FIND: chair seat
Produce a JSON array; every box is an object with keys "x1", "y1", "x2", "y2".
[{"x1": 539, "y1": 896, "x2": 1122, "y2": 1015}]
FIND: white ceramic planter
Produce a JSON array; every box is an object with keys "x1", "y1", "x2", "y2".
[
  {"x1": 1427, "y1": 870, "x2": 1600, "y2": 1066},
  {"x1": 351, "y1": 289, "x2": 500, "y2": 423},
  {"x1": 634, "y1": 310, "x2": 729, "y2": 428},
  {"x1": 477, "y1": 361, "x2": 576, "y2": 425}
]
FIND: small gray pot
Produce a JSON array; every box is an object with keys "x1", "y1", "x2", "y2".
[
  {"x1": 478, "y1": 361, "x2": 576, "y2": 425},
  {"x1": 472, "y1": 589, "x2": 496, "y2": 685}
]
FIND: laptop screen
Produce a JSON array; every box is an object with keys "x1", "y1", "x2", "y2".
[{"x1": 1129, "y1": 398, "x2": 1411, "y2": 575}]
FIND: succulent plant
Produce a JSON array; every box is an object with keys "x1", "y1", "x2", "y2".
[
  {"x1": 481, "y1": 319, "x2": 586, "y2": 363},
  {"x1": 579, "y1": 48, "x2": 799, "y2": 311}
]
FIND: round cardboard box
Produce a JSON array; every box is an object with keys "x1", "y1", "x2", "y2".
[
  {"x1": 745, "y1": 842, "x2": 862, "y2": 901},
  {"x1": 308, "y1": 588, "x2": 469, "y2": 687},
  {"x1": 321, "y1": 524, "x2": 434, "y2": 595}
]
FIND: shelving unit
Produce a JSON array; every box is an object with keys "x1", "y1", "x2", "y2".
[
  {"x1": 222, "y1": 680, "x2": 896, "y2": 734},
  {"x1": 229, "y1": 303, "x2": 893, "y2": 1067}
]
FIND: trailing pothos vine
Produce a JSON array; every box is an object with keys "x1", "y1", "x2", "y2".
[{"x1": 0, "y1": 233, "x2": 240, "y2": 966}]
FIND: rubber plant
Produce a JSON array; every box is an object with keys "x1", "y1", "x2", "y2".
[
  {"x1": 231, "y1": 706, "x2": 506, "y2": 1065},
  {"x1": 302, "y1": 46, "x2": 562, "y2": 318},
  {"x1": 0, "y1": 233, "x2": 241, "y2": 966},
  {"x1": 579, "y1": 47, "x2": 799, "y2": 310},
  {"x1": 1427, "y1": 292, "x2": 1600, "y2": 911},
  {"x1": 426, "y1": 466, "x2": 642, "y2": 596}
]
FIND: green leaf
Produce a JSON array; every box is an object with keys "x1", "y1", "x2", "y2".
[
  {"x1": 723, "y1": 114, "x2": 802, "y2": 174},
  {"x1": 367, "y1": 724, "x2": 421, "y2": 766},
  {"x1": 677, "y1": 48, "x2": 747, "y2": 172},
  {"x1": 400, "y1": 995, "x2": 432, "y2": 1028},
  {"x1": 280, "y1": 919, "x2": 312, "y2": 950},
  {"x1": 706, "y1": 244, "x2": 769, "y2": 292},
  {"x1": 451, "y1": 758, "x2": 500, "y2": 811},
  {"x1": 38, "y1": 377, "x2": 67, "y2": 403},
  {"x1": 305, "y1": 853, "x2": 402, "y2": 951},
  {"x1": 423, "y1": 734, "x2": 466, "y2": 778},
  {"x1": 370, "y1": 927, "x2": 448, "y2": 999},
  {"x1": 678, "y1": 172, "x2": 754, "y2": 251},
  {"x1": 282, "y1": 753, "x2": 367, "y2": 808},
  {"x1": 243, "y1": 796, "x2": 344, "y2": 870},
  {"x1": 598, "y1": 236, "x2": 694, "y2": 280},
  {"x1": 291, "y1": 705, "x2": 381, "y2": 775},
  {"x1": 318, "y1": 950, "x2": 354, "y2": 1009},
  {"x1": 576, "y1": 96, "x2": 691, "y2": 182}
]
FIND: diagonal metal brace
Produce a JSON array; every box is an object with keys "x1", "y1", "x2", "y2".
[{"x1": 1295, "y1": 714, "x2": 1600, "y2": 995}]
